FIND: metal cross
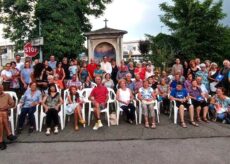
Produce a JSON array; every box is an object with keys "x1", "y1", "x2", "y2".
[{"x1": 104, "y1": 18, "x2": 108, "y2": 28}]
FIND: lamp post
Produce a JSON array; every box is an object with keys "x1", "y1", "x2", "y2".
[{"x1": 39, "y1": 19, "x2": 43, "y2": 62}]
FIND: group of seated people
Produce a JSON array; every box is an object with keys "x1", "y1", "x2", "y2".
[{"x1": 0, "y1": 55, "x2": 230, "y2": 151}]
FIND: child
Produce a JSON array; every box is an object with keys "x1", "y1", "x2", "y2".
[{"x1": 65, "y1": 86, "x2": 85, "y2": 130}]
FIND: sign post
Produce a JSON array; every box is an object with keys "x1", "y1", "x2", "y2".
[{"x1": 24, "y1": 42, "x2": 39, "y2": 57}]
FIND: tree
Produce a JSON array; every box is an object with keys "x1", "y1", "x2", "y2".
[
  {"x1": 159, "y1": 0, "x2": 228, "y2": 62},
  {"x1": 138, "y1": 40, "x2": 150, "y2": 55},
  {"x1": 146, "y1": 33, "x2": 179, "y2": 68},
  {"x1": 0, "y1": 0, "x2": 112, "y2": 59}
]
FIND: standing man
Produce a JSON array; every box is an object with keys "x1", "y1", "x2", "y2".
[
  {"x1": 15, "y1": 54, "x2": 24, "y2": 72},
  {"x1": 100, "y1": 56, "x2": 112, "y2": 74},
  {"x1": 87, "y1": 58, "x2": 97, "y2": 80},
  {"x1": 0, "y1": 84, "x2": 17, "y2": 150},
  {"x1": 171, "y1": 58, "x2": 184, "y2": 76},
  {"x1": 48, "y1": 55, "x2": 57, "y2": 70},
  {"x1": 89, "y1": 76, "x2": 109, "y2": 130}
]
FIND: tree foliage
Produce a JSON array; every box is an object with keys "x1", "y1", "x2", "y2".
[
  {"x1": 159, "y1": 0, "x2": 229, "y2": 62},
  {"x1": 138, "y1": 40, "x2": 150, "y2": 55},
  {"x1": 0, "y1": 0, "x2": 112, "y2": 59},
  {"x1": 146, "y1": 33, "x2": 179, "y2": 67}
]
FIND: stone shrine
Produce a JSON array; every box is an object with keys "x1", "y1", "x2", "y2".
[{"x1": 85, "y1": 19, "x2": 127, "y2": 65}]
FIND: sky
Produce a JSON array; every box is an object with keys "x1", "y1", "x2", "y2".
[
  {"x1": 90, "y1": 0, "x2": 230, "y2": 41},
  {"x1": 0, "y1": 0, "x2": 229, "y2": 44}
]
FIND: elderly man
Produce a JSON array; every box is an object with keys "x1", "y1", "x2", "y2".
[
  {"x1": 89, "y1": 76, "x2": 109, "y2": 130},
  {"x1": 48, "y1": 55, "x2": 57, "y2": 70},
  {"x1": 116, "y1": 64, "x2": 130, "y2": 82},
  {"x1": 100, "y1": 56, "x2": 112, "y2": 74},
  {"x1": 0, "y1": 84, "x2": 17, "y2": 150}
]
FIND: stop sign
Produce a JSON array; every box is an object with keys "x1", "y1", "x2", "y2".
[{"x1": 24, "y1": 42, "x2": 39, "y2": 57}]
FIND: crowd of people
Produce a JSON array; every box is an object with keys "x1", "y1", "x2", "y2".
[{"x1": 0, "y1": 54, "x2": 230, "y2": 150}]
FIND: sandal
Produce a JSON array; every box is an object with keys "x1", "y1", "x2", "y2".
[
  {"x1": 151, "y1": 123, "x2": 156, "y2": 129},
  {"x1": 145, "y1": 122, "x2": 150, "y2": 128},
  {"x1": 197, "y1": 117, "x2": 201, "y2": 122},
  {"x1": 190, "y1": 121, "x2": 199, "y2": 127},
  {"x1": 79, "y1": 119, "x2": 86, "y2": 125},
  {"x1": 181, "y1": 122, "x2": 187, "y2": 128}
]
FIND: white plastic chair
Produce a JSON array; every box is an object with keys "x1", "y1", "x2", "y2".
[
  {"x1": 63, "y1": 89, "x2": 85, "y2": 127},
  {"x1": 135, "y1": 94, "x2": 160, "y2": 124},
  {"x1": 16, "y1": 104, "x2": 39, "y2": 131},
  {"x1": 116, "y1": 100, "x2": 138, "y2": 125},
  {"x1": 4, "y1": 91, "x2": 18, "y2": 135},
  {"x1": 87, "y1": 88, "x2": 115, "y2": 127},
  {"x1": 169, "y1": 99, "x2": 191, "y2": 124}
]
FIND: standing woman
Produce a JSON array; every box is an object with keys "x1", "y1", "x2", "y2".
[
  {"x1": 42, "y1": 84, "x2": 63, "y2": 135},
  {"x1": 20, "y1": 61, "x2": 33, "y2": 91},
  {"x1": 208, "y1": 62, "x2": 219, "y2": 95},
  {"x1": 55, "y1": 62, "x2": 65, "y2": 88},
  {"x1": 116, "y1": 79, "x2": 136, "y2": 124},
  {"x1": 10, "y1": 62, "x2": 20, "y2": 94},
  {"x1": 55, "y1": 62, "x2": 66, "y2": 82},
  {"x1": 188, "y1": 60, "x2": 200, "y2": 79},
  {"x1": 18, "y1": 82, "x2": 42, "y2": 133},
  {"x1": 138, "y1": 80, "x2": 157, "y2": 129},
  {"x1": 0, "y1": 63, "x2": 13, "y2": 91}
]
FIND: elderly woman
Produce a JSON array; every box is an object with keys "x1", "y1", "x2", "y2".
[
  {"x1": 196, "y1": 63, "x2": 209, "y2": 91},
  {"x1": 18, "y1": 82, "x2": 42, "y2": 133},
  {"x1": 188, "y1": 80, "x2": 208, "y2": 125},
  {"x1": 208, "y1": 62, "x2": 219, "y2": 95},
  {"x1": 209, "y1": 87, "x2": 230, "y2": 123},
  {"x1": 157, "y1": 78, "x2": 170, "y2": 114},
  {"x1": 116, "y1": 79, "x2": 135, "y2": 124},
  {"x1": 138, "y1": 80, "x2": 157, "y2": 129},
  {"x1": 42, "y1": 84, "x2": 63, "y2": 135},
  {"x1": 102, "y1": 73, "x2": 114, "y2": 89}
]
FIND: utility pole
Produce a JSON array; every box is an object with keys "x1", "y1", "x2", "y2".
[{"x1": 39, "y1": 19, "x2": 43, "y2": 62}]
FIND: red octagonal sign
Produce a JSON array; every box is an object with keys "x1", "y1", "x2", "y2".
[{"x1": 24, "y1": 42, "x2": 39, "y2": 57}]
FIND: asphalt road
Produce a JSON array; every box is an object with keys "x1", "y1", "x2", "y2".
[{"x1": 1, "y1": 137, "x2": 229, "y2": 164}]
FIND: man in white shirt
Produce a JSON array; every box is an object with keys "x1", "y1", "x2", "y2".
[
  {"x1": 48, "y1": 55, "x2": 57, "y2": 70},
  {"x1": 15, "y1": 54, "x2": 24, "y2": 71},
  {"x1": 100, "y1": 56, "x2": 112, "y2": 74}
]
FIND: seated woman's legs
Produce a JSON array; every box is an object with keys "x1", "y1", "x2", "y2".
[
  {"x1": 18, "y1": 108, "x2": 30, "y2": 129},
  {"x1": 127, "y1": 103, "x2": 135, "y2": 121},
  {"x1": 141, "y1": 103, "x2": 149, "y2": 126}
]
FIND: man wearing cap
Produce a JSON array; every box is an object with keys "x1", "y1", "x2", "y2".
[{"x1": 100, "y1": 56, "x2": 112, "y2": 74}]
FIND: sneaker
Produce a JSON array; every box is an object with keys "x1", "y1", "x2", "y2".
[
  {"x1": 93, "y1": 123, "x2": 99, "y2": 130},
  {"x1": 97, "y1": 120, "x2": 103, "y2": 128},
  {"x1": 7, "y1": 134, "x2": 17, "y2": 141},
  {"x1": 45, "y1": 128, "x2": 51, "y2": 136},
  {"x1": 54, "y1": 126, "x2": 59, "y2": 134},
  {"x1": 0, "y1": 142, "x2": 7, "y2": 150}
]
